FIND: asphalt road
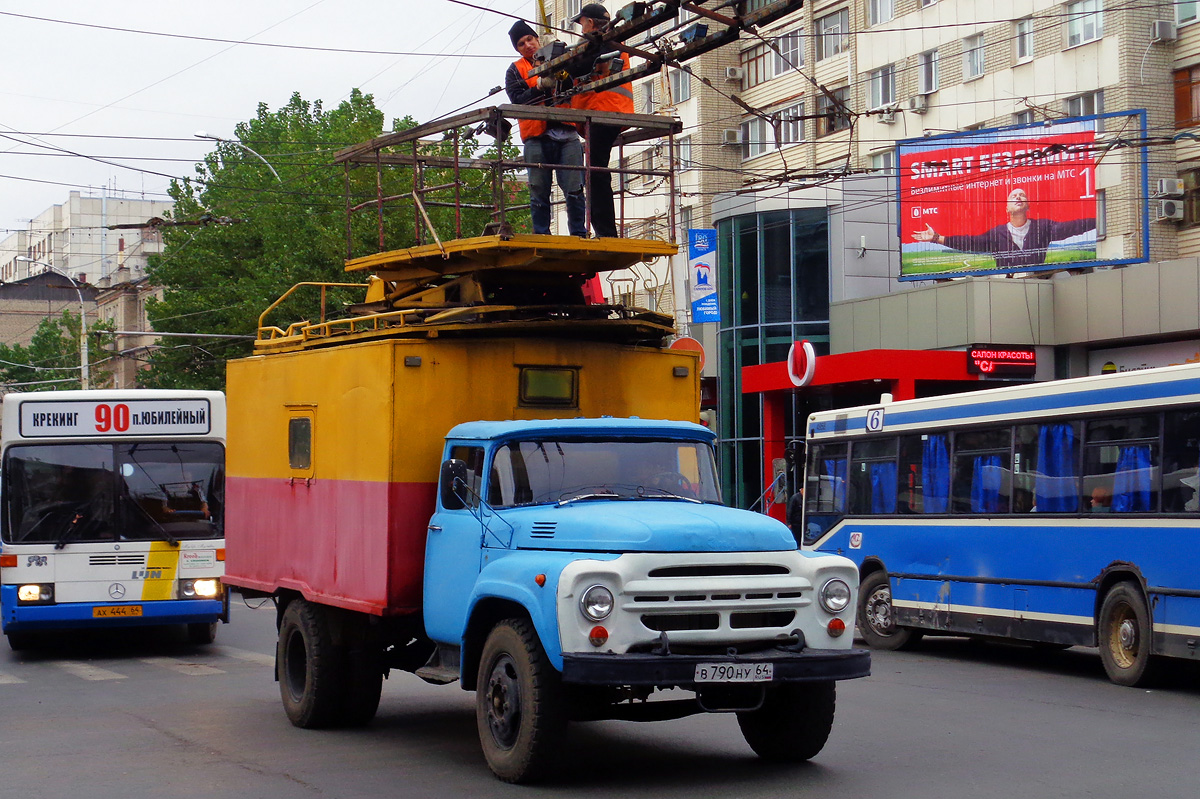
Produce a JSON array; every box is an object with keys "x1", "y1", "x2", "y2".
[{"x1": 1, "y1": 595, "x2": 1197, "y2": 799}]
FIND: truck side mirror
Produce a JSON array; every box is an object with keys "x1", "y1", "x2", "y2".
[{"x1": 439, "y1": 459, "x2": 468, "y2": 510}]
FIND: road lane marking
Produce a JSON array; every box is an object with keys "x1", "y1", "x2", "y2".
[
  {"x1": 0, "y1": 671, "x2": 26, "y2": 684},
  {"x1": 56, "y1": 660, "x2": 127, "y2": 681},
  {"x1": 221, "y1": 647, "x2": 275, "y2": 666},
  {"x1": 140, "y1": 656, "x2": 225, "y2": 676}
]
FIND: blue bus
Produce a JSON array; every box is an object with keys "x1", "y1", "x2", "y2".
[{"x1": 803, "y1": 363, "x2": 1200, "y2": 686}]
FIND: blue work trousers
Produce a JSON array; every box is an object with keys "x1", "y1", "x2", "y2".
[{"x1": 525, "y1": 136, "x2": 587, "y2": 237}]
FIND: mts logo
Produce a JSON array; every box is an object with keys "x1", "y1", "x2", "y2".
[{"x1": 132, "y1": 569, "x2": 164, "y2": 579}]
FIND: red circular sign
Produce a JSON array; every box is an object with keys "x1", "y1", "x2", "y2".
[
  {"x1": 787, "y1": 340, "x2": 816, "y2": 387},
  {"x1": 670, "y1": 336, "x2": 705, "y2": 371}
]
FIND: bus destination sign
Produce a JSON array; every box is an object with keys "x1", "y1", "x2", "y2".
[
  {"x1": 19, "y1": 399, "x2": 211, "y2": 438},
  {"x1": 966, "y1": 345, "x2": 1037, "y2": 377}
]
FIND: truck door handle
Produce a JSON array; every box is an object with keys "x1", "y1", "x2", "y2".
[{"x1": 427, "y1": 525, "x2": 442, "y2": 532}]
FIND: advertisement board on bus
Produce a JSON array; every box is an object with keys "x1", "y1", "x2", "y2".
[{"x1": 897, "y1": 113, "x2": 1147, "y2": 281}]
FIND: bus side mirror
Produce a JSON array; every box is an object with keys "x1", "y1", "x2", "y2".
[{"x1": 439, "y1": 459, "x2": 468, "y2": 510}]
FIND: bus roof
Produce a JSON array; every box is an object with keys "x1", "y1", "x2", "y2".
[
  {"x1": 806, "y1": 361, "x2": 1200, "y2": 441},
  {"x1": 446, "y1": 417, "x2": 715, "y2": 443}
]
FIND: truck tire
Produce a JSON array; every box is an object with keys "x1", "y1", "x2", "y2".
[
  {"x1": 1098, "y1": 582, "x2": 1160, "y2": 687},
  {"x1": 857, "y1": 571, "x2": 922, "y2": 650},
  {"x1": 339, "y1": 636, "x2": 383, "y2": 727},
  {"x1": 187, "y1": 622, "x2": 217, "y2": 645},
  {"x1": 475, "y1": 618, "x2": 567, "y2": 783},
  {"x1": 736, "y1": 681, "x2": 836, "y2": 763},
  {"x1": 278, "y1": 599, "x2": 341, "y2": 728}
]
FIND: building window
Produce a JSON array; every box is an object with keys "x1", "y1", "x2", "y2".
[
  {"x1": 1015, "y1": 18, "x2": 1034, "y2": 61},
  {"x1": 677, "y1": 135, "x2": 693, "y2": 171},
  {"x1": 565, "y1": 0, "x2": 582, "y2": 21},
  {"x1": 1183, "y1": 169, "x2": 1200, "y2": 228},
  {"x1": 868, "y1": 0, "x2": 894, "y2": 26},
  {"x1": 1181, "y1": 1, "x2": 1199, "y2": 25},
  {"x1": 1014, "y1": 109, "x2": 1035, "y2": 125},
  {"x1": 741, "y1": 102, "x2": 805, "y2": 159},
  {"x1": 741, "y1": 44, "x2": 773, "y2": 89},
  {"x1": 1067, "y1": 0, "x2": 1103, "y2": 47},
  {"x1": 963, "y1": 34, "x2": 985, "y2": 79},
  {"x1": 920, "y1": 0, "x2": 937, "y2": 6},
  {"x1": 670, "y1": 68, "x2": 691, "y2": 103},
  {"x1": 774, "y1": 29, "x2": 804, "y2": 72},
  {"x1": 1096, "y1": 189, "x2": 1107, "y2": 239},
  {"x1": 680, "y1": 205, "x2": 693, "y2": 233},
  {"x1": 869, "y1": 64, "x2": 896, "y2": 109},
  {"x1": 918, "y1": 49, "x2": 939, "y2": 94},
  {"x1": 1066, "y1": 90, "x2": 1104, "y2": 117},
  {"x1": 816, "y1": 9, "x2": 848, "y2": 61},
  {"x1": 870, "y1": 150, "x2": 895, "y2": 174},
  {"x1": 817, "y1": 88, "x2": 851, "y2": 136},
  {"x1": 641, "y1": 83, "x2": 655, "y2": 114},
  {"x1": 1175, "y1": 67, "x2": 1200, "y2": 129}
]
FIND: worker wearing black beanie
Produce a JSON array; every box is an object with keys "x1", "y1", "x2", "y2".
[{"x1": 503, "y1": 18, "x2": 587, "y2": 236}]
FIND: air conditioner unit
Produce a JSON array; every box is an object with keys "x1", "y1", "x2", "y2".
[
  {"x1": 721, "y1": 128, "x2": 741, "y2": 145},
  {"x1": 879, "y1": 108, "x2": 896, "y2": 124},
  {"x1": 724, "y1": 66, "x2": 744, "y2": 81},
  {"x1": 1156, "y1": 198, "x2": 1184, "y2": 221},
  {"x1": 1155, "y1": 177, "x2": 1185, "y2": 197},
  {"x1": 1151, "y1": 20, "x2": 1177, "y2": 42},
  {"x1": 907, "y1": 95, "x2": 929, "y2": 114}
]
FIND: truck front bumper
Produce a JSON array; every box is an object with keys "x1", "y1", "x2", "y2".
[{"x1": 561, "y1": 646, "x2": 870, "y2": 686}]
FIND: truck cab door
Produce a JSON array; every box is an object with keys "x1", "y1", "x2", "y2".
[{"x1": 423, "y1": 444, "x2": 487, "y2": 645}]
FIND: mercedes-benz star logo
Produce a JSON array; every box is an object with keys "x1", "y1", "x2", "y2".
[{"x1": 108, "y1": 583, "x2": 126, "y2": 599}]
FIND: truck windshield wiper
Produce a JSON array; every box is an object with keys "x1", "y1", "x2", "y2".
[
  {"x1": 636, "y1": 487, "x2": 702, "y2": 504},
  {"x1": 558, "y1": 490, "x2": 620, "y2": 506}
]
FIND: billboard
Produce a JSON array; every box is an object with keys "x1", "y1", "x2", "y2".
[
  {"x1": 688, "y1": 228, "x2": 720, "y2": 323},
  {"x1": 897, "y1": 113, "x2": 1147, "y2": 280}
]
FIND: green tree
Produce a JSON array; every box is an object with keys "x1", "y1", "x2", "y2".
[
  {"x1": 142, "y1": 90, "x2": 512, "y2": 390},
  {"x1": 0, "y1": 311, "x2": 115, "y2": 391}
]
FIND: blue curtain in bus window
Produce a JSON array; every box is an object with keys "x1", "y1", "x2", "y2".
[
  {"x1": 823, "y1": 458, "x2": 847, "y2": 512},
  {"x1": 922, "y1": 434, "x2": 950, "y2": 513},
  {"x1": 870, "y1": 462, "x2": 898, "y2": 513},
  {"x1": 971, "y1": 454, "x2": 1003, "y2": 513},
  {"x1": 1113, "y1": 445, "x2": 1152, "y2": 512},
  {"x1": 1036, "y1": 423, "x2": 1078, "y2": 512}
]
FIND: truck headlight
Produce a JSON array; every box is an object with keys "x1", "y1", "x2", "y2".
[
  {"x1": 17, "y1": 584, "x2": 54, "y2": 604},
  {"x1": 818, "y1": 578, "x2": 851, "y2": 614},
  {"x1": 179, "y1": 578, "x2": 221, "y2": 599},
  {"x1": 580, "y1": 584, "x2": 614, "y2": 621}
]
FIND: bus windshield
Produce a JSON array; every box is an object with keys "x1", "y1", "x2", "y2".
[
  {"x1": 487, "y1": 438, "x2": 722, "y2": 507},
  {"x1": 3, "y1": 441, "x2": 224, "y2": 545}
]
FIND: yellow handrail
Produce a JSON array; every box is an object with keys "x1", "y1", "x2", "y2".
[{"x1": 256, "y1": 282, "x2": 369, "y2": 340}]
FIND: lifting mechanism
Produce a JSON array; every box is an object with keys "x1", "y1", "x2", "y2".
[{"x1": 253, "y1": 1, "x2": 806, "y2": 355}]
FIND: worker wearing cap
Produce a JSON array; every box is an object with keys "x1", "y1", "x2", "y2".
[
  {"x1": 504, "y1": 19, "x2": 588, "y2": 237},
  {"x1": 570, "y1": 3, "x2": 635, "y2": 238}
]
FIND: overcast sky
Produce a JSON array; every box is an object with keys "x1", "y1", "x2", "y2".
[{"x1": 1, "y1": 0, "x2": 537, "y2": 235}]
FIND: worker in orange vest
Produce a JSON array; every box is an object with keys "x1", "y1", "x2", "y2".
[
  {"x1": 504, "y1": 20, "x2": 588, "y2": 237},
  {"x1": 570, "y1": 4, "x2": 635, "y2": 238}
]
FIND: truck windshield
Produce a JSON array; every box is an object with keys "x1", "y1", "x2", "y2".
[
  {"x1": 2, "y1": 442, "x2": 224, "y2": 545},
  {"x1": 487, "y1": 438, "x2": 722, "y2": 507}
]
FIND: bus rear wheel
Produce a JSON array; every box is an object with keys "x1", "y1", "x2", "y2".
[
  {"x1": 187, "y1": 622, "x2": 217, "y2": 645},
  {"x1": 1098, "y1": 582, "x2": 1159, "y2": 687},
  {"x1": 857, "y1": 571, "x2": 921, "y2": 650}
]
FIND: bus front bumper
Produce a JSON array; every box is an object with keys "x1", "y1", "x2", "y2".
[{"x1": 1, "y1": 586, "x2": 226, "y2": 632}]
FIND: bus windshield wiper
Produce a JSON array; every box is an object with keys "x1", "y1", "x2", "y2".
[{"x1": 126, "y1": 496, "x2": 179, "y2": 547}]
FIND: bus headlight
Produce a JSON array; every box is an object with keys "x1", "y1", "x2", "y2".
[
  {"x1": 17, "y1": 584, "x2": 54, "y2": 604},
  {"x1": 580, "y1": 584, "x2": 614, "y2": 621},
  {"x1": 818, "y1": 578, "x2": 851, "y2": 614},
  {"x1": 179, "y1": 579, "x2": 221, "y2": 599}
]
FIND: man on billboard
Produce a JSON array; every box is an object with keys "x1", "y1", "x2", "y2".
[{"x1": 911, "y1": 188, "x2": 1095, "y2": 270}]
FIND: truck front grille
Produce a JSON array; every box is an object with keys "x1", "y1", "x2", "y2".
[{"x1": 641, "y1": 613, "x2": 720, "y2": 632}]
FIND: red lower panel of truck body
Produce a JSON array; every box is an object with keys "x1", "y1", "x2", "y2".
[{"x1": 223, "y1": 476, "x2": 436, "y2": 615}]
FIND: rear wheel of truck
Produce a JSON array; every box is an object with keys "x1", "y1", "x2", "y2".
[
  {"x1": 278, "y1": 599, "x2": 341, "y2": 728},
  {"x1": 737, "y1": 681, "x2": 836, "y2": 763},
  {"x1": 339, "y1": 631, "x2": 383, "y2": 727},
  {"x1": 476, "y1": 618, "x2": 567, "y2": 784}
]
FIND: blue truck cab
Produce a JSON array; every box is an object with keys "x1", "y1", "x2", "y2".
[{"x1": 422, "y1": 417, "x2": 870, "y2": 782}]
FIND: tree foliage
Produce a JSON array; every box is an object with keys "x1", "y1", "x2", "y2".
[
  {"x1": 0, "y1": 311, "x2": 115, "y2": 391},
  {"x1": 142, "y1": 90, "x2": 517, "y2": 390}
]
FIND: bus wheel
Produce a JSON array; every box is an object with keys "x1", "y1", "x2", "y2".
[
  {"x1": 1098, "y1": 582, "x2": 1159, "y2": 687},
  {"x1": 857, "y1": 571, "x2": 921, "y2": 651},
  {"x1": 6, "y1": 631, "x2": 36, "y2": 651},
  {"x1": 476, "y1": 618, "x2": 566, "y2": 784},
  {"x1": 278, "y1": 599, "x2": 340, "y2": 728},
  {"x1": 187, "y1": 622, "x2": 217, "y2": 645},
  {"x1": 737, "y1": 681, "x2": 835, "y2": 762}
]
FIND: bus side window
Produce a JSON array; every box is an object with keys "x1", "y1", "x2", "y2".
[
  {"x1": 951, "y1": 428, "x2": 1012, "y2": 514},
  {"x1": 1162, "y1": 409, "x2": 1200, "y2": 512},
  {"x1": 1084, "y1": 415, "x2": 1159, "y2": 513},
  {"x1": 848, "y1": 438, "x2": 898, "y2": 515}
]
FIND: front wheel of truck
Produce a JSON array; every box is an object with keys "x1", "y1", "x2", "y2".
[
  {"x1": 736, "y1": 681, "x2": 836, "y2": 763},
  {"x1": 278, "y1": 599, "x2": 341, "y2": 729},
  {"x1": 475, "y1": 618, "x2": 567, "y2": 784}
]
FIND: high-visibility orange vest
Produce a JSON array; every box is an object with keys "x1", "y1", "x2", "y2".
[
  {"x1": 514, "y1": 57, "x2": 549, "y2": 141},
  {"x1": 571, "y1": 52, "x2": 635, "y2": 116}
]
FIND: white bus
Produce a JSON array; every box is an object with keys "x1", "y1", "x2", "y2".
[{"x1": 0, "y1": 390, "x2": 227, "y2": 649}]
